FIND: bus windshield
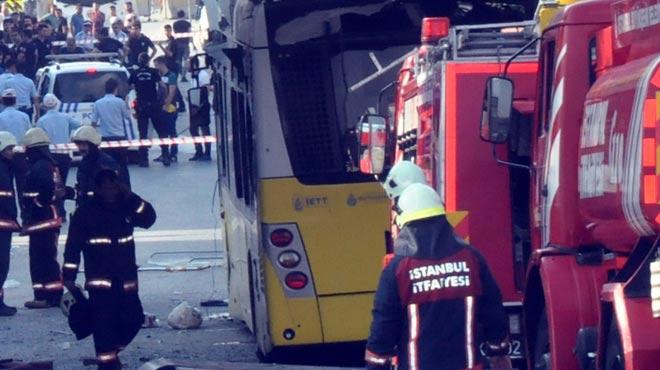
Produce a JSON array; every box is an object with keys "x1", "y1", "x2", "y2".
[{"x1": 265, "y1": 0, "x2": 533, "y2": 184}]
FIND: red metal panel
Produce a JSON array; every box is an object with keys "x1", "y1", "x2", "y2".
[
  {"x1": 539, "y1": 255, "x2": 610, "y2": 370},
  {"x1": 445, "y1": 62, "x2": 537, "y2": 302},
  {"x1": 604, "y1": 283, "x2": 660, "y2": 369}
]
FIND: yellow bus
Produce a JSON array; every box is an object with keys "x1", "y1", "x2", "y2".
[{"x1": 203, "y1": 0, "x2": 535, "y2": 359}]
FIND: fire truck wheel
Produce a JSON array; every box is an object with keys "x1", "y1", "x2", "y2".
[
  {"x1": 533, "y1": 309, "x2": 551, "y2": 370},
  {"x1": 604, "y1": 319, "x2": 624, "y2": 370}
]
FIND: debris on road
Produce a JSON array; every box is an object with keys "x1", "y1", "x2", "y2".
[
  {"x1": 0, "y1": 359, "x2": 53, "y2": 369},
  {"x1": 143, "y1": 313, "x2": 160, "y2": 328},
  {"x1": 166, "y1": 302, "x2": 203, "y2": 329}
]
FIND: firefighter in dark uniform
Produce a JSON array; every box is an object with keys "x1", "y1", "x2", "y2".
[
  {"x1": 71, "y1": 126, "x2": 125, "y2": 208},
  {"x1": 365, "y1": 184, "x2": 512, "y2": 370},
  {"x1": 21, "y1": 128, "x2": 64, "y2": 309},
  {"x1": 0, "y1": 132, "x2": 20, "y2": 316},
  {"x1": 128, "y1": 52, "x2": 161, "y2": 167},
  {"x1": 63, "y1": 169, "x2": 156, "y2": 370}
]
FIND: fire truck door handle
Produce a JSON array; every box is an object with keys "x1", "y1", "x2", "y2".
[{"x1": 541, "y1": 186, "x2": 548, "y2": 197}]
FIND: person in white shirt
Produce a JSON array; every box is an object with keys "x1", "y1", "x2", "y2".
[
  {"x1": 0, "y1": 59, "x2": 39, "y2": 121},
  {"x1": 108, "y1": 5, "x2": 119, "y2": 26},
  {"x1": 110, "y1": 20, "x2": 128, "y2": 44},
  {"x1": 124, "y1": 1, "x2": 138, "y2": 29},
  {"x1": 36, "y1": 94, "x2": 81, "y2": 221},
  {"x1": 75, "y1": 21, "x2": 95, "y2": 52},
  {"x1": 0, "y1": 89, "x2": 31, "y2": 143}
]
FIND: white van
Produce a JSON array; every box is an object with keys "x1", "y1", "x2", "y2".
[{"x1": 36, "y1": 59, "x2": 139, "y2": 159}]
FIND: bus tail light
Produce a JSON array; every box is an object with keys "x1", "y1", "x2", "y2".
[
  {"x1": 264, "y1": 224, "x2": 315, "y2": 297},
  {"x1": 278, "y1": 251, "x2": 300, "y2": 268},
  {"x1": 285, "y1": 272, "x2": 308, "y2": 290},
  {"x1": 270, "y1": 228, "x2": 293, "y2": 247}
]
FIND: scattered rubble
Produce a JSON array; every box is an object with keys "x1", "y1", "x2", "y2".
[
  {"x1": 166, "y1": 302, "x2": 203, "y2": 330},
  {"x1": 142, "y1": 313, "x2": 160, "y2": 328}
]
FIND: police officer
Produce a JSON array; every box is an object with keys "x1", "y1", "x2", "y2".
[
  {"x1": 37, "y1": 93, "x2": 82, "y2": 221},
  {"x1": 0, "y1": 87, "x2": 31, "y2": 219},
  {"x1": 63, "y1": 169, "x2": 156, "y2": 370},
  {"x1": 128, "y1": 52, "x2": 160, "y2": 167},
  {"x1": 0, "y1": 132, "x2": 19, "y2": 316},
  {"x1": 0, "y1": 58, "x2": 40, "y2": 121},
  {"x1": 90, "y1": 78, "x2": 132, "y2": 187},
  {"x1": 365, "y1": 184, "x2": 511, "y2": 370},
  {"x1": 21, "y1": 128, "x2": 64, "y2": 309},
  {"x1": 154, "y1": 56, "x2": 179, "y2": 166},
  {"x1": 188, "y1": 58, "x2": 212, "y2": 161},
  {"x1": 71, "y1": 126, "x2": 124, "y2": 208}
]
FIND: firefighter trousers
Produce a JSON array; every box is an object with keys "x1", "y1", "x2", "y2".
[
  {"x1": 89, "y1": 284, "x2": 144, "y2": 370},
  {"x1": 0, "y1": 231, "x2": 11, "y2": 303},
  {"x1": 28, "y1": 230, "x2": 63, "y2": 303}
]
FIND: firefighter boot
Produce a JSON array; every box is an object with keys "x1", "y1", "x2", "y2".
[
  {"x1": 0, "y1": 302, "x2": 17, "y2": 316},
  {"x1": 24, "y1": 299, "x2": 57, "y2": 309}
]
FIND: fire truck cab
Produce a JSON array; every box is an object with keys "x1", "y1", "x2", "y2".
[{"x1": 481, "y1": 0, "x2": 660, "y2": 368}]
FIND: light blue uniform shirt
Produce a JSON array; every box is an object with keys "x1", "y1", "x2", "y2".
[
  {"x1": 91, "y1": 94, "x2": 132, "y2": 138},
  {"x1": 0, "y1": 107, "x2": 31, "y2": 142},
  {"x1": 36, "y1": 110, "x2": 82, "y2": 145},
  {"x1": 0, "y1": 74, "x2": 37, "y2": 108}
]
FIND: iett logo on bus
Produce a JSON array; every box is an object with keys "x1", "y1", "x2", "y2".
[{"x1": 292, "y1": 195, "x2": 328, "y2": 212}]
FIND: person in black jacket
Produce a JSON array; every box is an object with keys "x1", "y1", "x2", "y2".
[
  {"x1": 63, "y1": 169, "x2": 156, "y2": 370},
  {"x1": 71, "y1": 126, "x2": 125, "y2": 208},
  {"x1": 21, "y1": 128, "x2": 64, "y2": 309},
  {"x1": 128, "y1": 52, "x2": 161, "y2": 167},
  {"x1": 365, "y1": 184, "x2": 511, "y2": 370},
  {"x1": 0, "y1": 132, "x2": 20, "y2": 316}
]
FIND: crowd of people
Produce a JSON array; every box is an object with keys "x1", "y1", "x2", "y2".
[
  {"x1": 0, "y1": 3, "x2": 213, "y2": 369},
  {"x1": 0, "y1": 1, "x2": 209, "y2": 165}
]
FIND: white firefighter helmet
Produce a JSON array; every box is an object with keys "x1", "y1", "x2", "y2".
[
  {"x1": 71, "y1": 125, "x2": 102, "y2": 146},
  {"x1": 21, "y1": 128, "x2": 50, "y2": 148},
  {"x1": 396, "y1": 183, "x2": 445, "y2": 227},
  {"x1": 0, "y1": 131, "x2": 17, "y2": 152},
  {"x1": 382, "y1": 160, "x2": 427, "y2": 199}
]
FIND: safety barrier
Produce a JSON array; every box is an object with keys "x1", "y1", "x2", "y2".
[{"x1": 14, "y1": 135, "x2": 217, "y2": 152}]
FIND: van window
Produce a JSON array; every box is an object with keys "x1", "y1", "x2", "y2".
[{"x1": 53, "y1": 71, "x2": 130, "y2": 103}]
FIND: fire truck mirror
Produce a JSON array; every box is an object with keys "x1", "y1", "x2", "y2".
[
  {"x1": 358, "y1": 114, "x2": 387, "y2": 175},
  {"x1": 480, "y1": 77, "x2": 514, "y2": 144}
]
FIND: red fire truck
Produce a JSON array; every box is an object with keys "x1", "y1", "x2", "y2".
[
  {"x1": 358, "y1": 18, "x2": 541, "y2": 366},
  {"x1": 477, "y1": 0, "x2": 660, "y2": 368}
]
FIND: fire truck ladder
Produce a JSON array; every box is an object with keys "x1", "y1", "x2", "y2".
[{"x1": 449, "y1": 21, "x2": 539, "y2": 60}]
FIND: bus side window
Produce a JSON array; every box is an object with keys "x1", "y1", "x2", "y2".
[
  {"x1": 241, "y1": 97, "x2": 254, "y2": 206},
  {"x1": 216, "y1": 74, "x2": 228, "y2": 179},
  {"x1": 232, "y1": 89, "x2": 244, "y2": 199}
]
